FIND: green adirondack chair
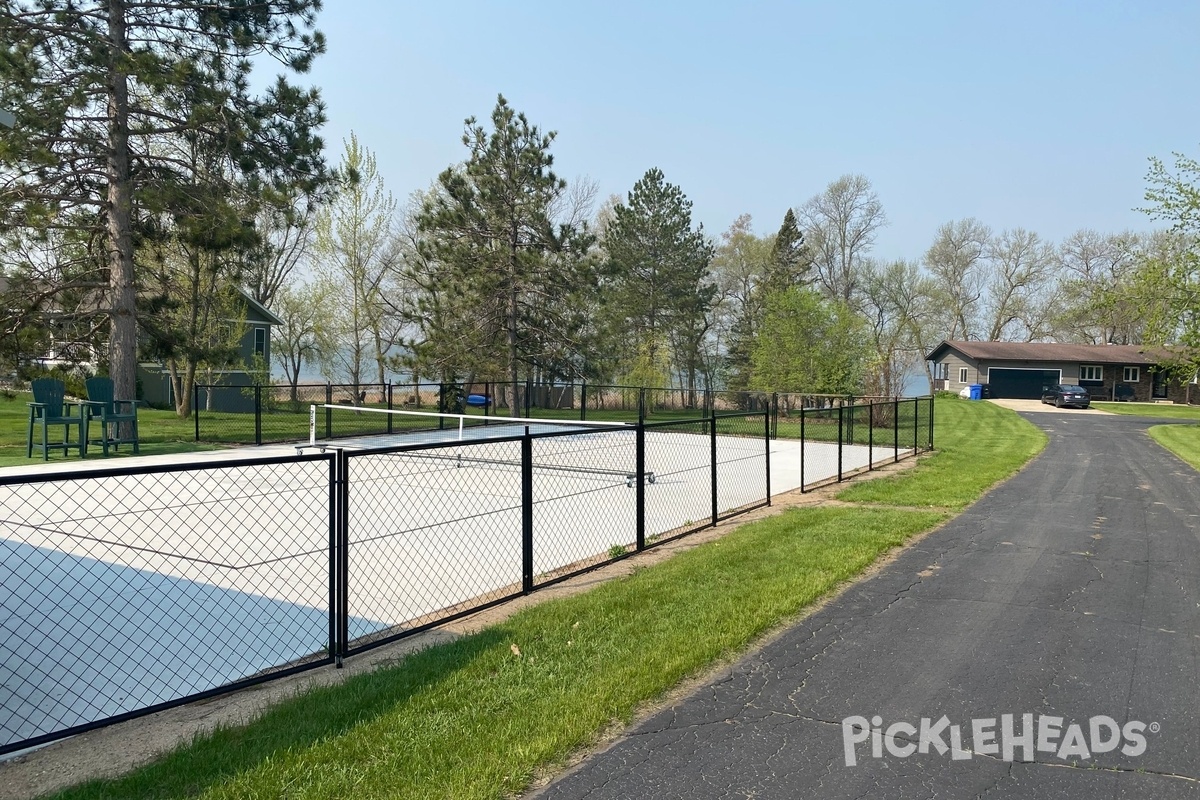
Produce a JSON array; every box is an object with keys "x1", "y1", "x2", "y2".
[
  {"x1": 27, "y1": 378, "x2": 88, "y2": 460},
  {"x1": 83, "y1": 376, "x2": 141, "y2": 456}
]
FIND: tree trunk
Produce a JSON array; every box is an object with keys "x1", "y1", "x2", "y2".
[
  {"x1": 106, "y1": 0, "x2": 137, "y2": 434},
  {"x1": 508, "y1": 228, "x2": 519, "y2": 418}
]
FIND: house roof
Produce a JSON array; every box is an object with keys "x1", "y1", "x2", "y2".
[
  {"x1": 925, "y1": 340, "x2": 1174, "y2": 365},
  {"x1": 238, "y1": 289, "x2": 284, "y2": 326}
]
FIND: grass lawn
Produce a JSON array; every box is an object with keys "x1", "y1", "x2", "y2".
[
  {"x1": 1147, "y1": 424, "x2": 1200, "y2": 470},
  {"x1": 46, "y1": 395, "x2": 1044, "y2": 800},
  {"x1": 835, "y1": 395, "x2": 1047, "y2": 510},
  {"x1": 0, "y1": 392, "x2": 224, "y2": 467},
  {"x1": 1093, "y1": 401, "x2": 1200, "y2": 420}
]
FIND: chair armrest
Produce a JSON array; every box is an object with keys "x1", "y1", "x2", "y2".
[
  {"x1": 113, "y1": 398, "x2": 142, "y2": 411},
  {"x1": 27, "y1": 402, "x2": 47, "y2": 409},
  {"x1": 79, "y1": 400, "x2": 106, "y2": 416}
]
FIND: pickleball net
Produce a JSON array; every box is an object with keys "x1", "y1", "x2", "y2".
[{"x1": 302, "y1": 404, "x2": 655, "y2": 486}]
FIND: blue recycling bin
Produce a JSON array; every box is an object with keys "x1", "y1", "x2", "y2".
[{"x1": 968, "y1": 383, "x2": 983, "y2": 400}]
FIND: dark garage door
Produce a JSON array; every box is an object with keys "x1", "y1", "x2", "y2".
[{"x1": 987, "y1": 368, "x2": 1061, "y2": 400}]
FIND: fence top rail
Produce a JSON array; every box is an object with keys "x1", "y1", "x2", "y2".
[{"x1": 0, "y1": 450, "x2": 335, "y2": 487}]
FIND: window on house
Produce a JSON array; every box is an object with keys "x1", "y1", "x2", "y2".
[
  {"x1": 933, "y1": 362, "x2": 948, "y2": 381},
  {"x1": 1123, "y1": 366, "x2": 1140, "y2": 383},
  {"x1": 1080, "y1": 365, "x2": 1103, "y2": 382},
  {"x1": 253, "y1": 327, "x2": 266, "y2": 358},
  {"x1": 958, "y1": 367, "x2": 969, "y2": 383}
]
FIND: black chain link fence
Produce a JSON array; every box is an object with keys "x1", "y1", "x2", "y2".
[
  {"x1": 2, "y1": 396, "x2": 934, "y2": 754},
  {"x1": 0, "y1": 454, "x2": 335, "y2": 755}
]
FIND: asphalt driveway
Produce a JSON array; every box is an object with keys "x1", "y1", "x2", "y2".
[{"x1": 533, "y1": 411, "x2": 1200, "y2": 799}]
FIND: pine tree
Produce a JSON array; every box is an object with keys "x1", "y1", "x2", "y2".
[
  {"x1": 765, "y1": 208, "x2": 812, "y2": 292},
  {"x1": 603, "y1": 168, "x2": 715, "y2": 396},
  {"x1": 416, "y1": 95, "x2": 594, "y2": 410},
  {"x1": 0, "y1": 1, "x2": 328, "y2": 403}
]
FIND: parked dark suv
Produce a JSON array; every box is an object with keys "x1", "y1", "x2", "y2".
[{"x1": 1041, "y1": 384, "x2": 1090, "y2": 409}]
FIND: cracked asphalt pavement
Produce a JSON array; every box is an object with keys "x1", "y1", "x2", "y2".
[{"x1": 533, "y1": 411, "x2": 1200, "y2": 799}]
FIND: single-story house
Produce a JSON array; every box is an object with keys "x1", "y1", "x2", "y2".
[
  {"x1": 926, "y1": 340, "x2": 1195, "y2": 403},
  {"x1": 139, "y1": 289, "x2": 283, "y2": 411}
]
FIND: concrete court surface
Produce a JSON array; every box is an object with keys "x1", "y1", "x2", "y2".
[
  {"x1": 534, "y1": 410, "x2": 1200, "y2": 799},
  {"x1": 1, "y1": 426, "x2": 909, "y2": 754}
]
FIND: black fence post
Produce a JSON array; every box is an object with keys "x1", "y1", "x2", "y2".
[
  {"x1": 638, "y1": 387, "x2": 646, "y2": 423},
  {"x1": 580, "y1": 382, "x2": 587, "y2": 421},
  {"x1": 929, "y1": 395, "x2": 935, "y2": 449},
  {"x1": 799, "y1": 407, "x2": 806, "y2": 493},
  {"x1": 913, "y1": 397, "x2": 919, "y2": 452},
  {"x1": 868, "y1": 400, "x2": 874, "y2": 470},
  {"x1": 837, "y1": 405, "x2": 844, "y2": 482},
  {"x1": 710, "y1": 406, "x2": 718, "y2": 525},
  {"x1": 771, "y1": 392, "x2": 779, "y2": 439},
  {"x1": 325, "y1": 383, "x2": 333, "y2": 440},
  {"x1": 336, "y1": 448, "x2": 350, "y2": 667},
  {"x1": 254, "y1": 385, "x2": 262, "y2": 446},
  {"x1": 193, "y1": 384, "x2": 200, "y2": 441},
  {"x1": 524, "y1": 378, "x2": 532, "y2": 418},
  {"x1": 636, "y1": 422, "x2": 646, "y2": 550},
  {"x1": 386, "y1": 384, "x2": 394, "y2": 434},
  {"x1": 764, "y1": 410, "x2": 771, "y2": 504},
  {"x1": 521, "y1": 430, "x2": 534, "y2": 593},
  {"x1": 893, "y1": 397, "x2": 900, "y2": 463}
]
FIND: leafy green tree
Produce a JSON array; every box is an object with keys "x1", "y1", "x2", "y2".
[
  {"x1": 273, "y1": 279, "x2": 326, "y2": 405},
  {"x1": 313, "y1": 134, "x2": 398, "y2": 396},
  {"x1": 1135, "y1": 148, "x2": 1200, "y2": 378},
  {"x1": 416, "y1": 95, "x2": 594, "y2": 410},
  {"x1": 0, "y1": 0, "x2": 328, "y2": 403},
  {"x1": 603, "y1": 168, "x2": 715, "y2": 397},
  {"x1": 711, "y1": 214, "x2": 773, "y2": 391},
  {"x1": 750, "y1": 288, "x2": 869, "y2": 394}
]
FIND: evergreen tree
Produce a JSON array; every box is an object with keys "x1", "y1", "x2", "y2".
[
  {"x1": 416, "y1": 95, "x2": 594, "y2": 410},
  {"x1": 766, "y1": 208, "x2": 812, "y2": 292},
  {"x1": 603, "y1": 168, "x2": 716, "y2": 396},
  {"x1": 0, "y1": 1, "x2": 328, "y2": 403}
]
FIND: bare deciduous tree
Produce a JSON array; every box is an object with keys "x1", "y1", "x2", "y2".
[
  {"x1": 983, "y1": 228, "x2": 1058, "y2": 342},
  {"x1": 924, "y1": 218, "x2": 990, "y2": 340},
  {"x1": 797, "y1": 174, "x2": 886, "y2": 306}
]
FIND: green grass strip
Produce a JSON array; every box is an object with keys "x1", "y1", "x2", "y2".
[
  {"x1": 1148, "y1": 423, "x2": 1200, "y2": 470},
  {"x1": 56, "y1": 507, "x2": 943, "y2": 800},
  {"x1": 835, "y1": 396, "x2": 1047, "y2": 509},
  {"x1": 1093, "y1": 401, "x2": 1200, "y2": 420}
]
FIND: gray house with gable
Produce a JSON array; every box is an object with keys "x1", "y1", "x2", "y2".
[{"x1": 139, "y1": 289, "x2": 283, "y2": 411}]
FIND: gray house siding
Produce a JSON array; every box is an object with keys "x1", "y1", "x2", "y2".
[
  {"x1": 926, "y1": 340, "x2": 1200, "y2": 403},
  {"x1": 138, "y1": 290, "x2": 280, "y2": 411}
]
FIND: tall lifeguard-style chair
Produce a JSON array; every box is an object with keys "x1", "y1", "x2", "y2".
[
  {"x1": 27, "y1": 378, "x2": 88, "y2": 460},
  {"x1": 83, "y1": 376, "x2": 141, "y2": 456}
]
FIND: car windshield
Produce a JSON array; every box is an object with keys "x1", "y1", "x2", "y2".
[{"x1": 1060, "y1": 385, "x2": 1086, "y2": 393}]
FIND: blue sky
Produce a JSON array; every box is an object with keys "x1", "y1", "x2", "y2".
[{"x1": 301, "y1": 1, "x2": 1200, "y2": 260}]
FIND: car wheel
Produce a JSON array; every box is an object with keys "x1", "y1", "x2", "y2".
[{"x1": 1055, "y1": 398, "x2": 1063, "y2": 408}]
